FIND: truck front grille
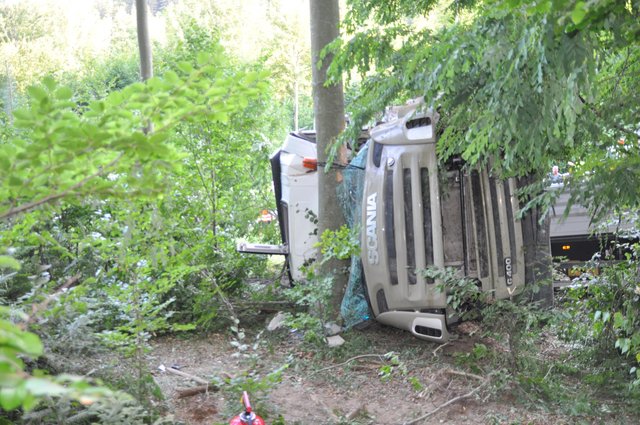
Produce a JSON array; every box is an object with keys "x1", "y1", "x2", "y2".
[
  {"x1": 489, "y1": 177, "x2": 504, "y2": 277},
  {"x1": 403, "y1": 169, "x2": 417, "y2": 285},
  {"x1": 471, "y1": 171, "x2": 489, "y2": 279},
  {"x1": 382, "y1": 156, "x2": 438, "y2": 290},
  {"x1": 384, "y1": 168, "x2": 398, "y2": 285},
  {"x1": 420, "y1": 168, "x2": 434, "y2": 283}
]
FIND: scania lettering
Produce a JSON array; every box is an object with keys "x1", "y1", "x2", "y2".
[{"x1": 366, "y1": 193, "x2": 379, "y2": 265}]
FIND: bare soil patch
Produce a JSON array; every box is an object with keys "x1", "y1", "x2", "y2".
[{"x1": 145, "y1": 318, "x2": 634, "y2": 425}]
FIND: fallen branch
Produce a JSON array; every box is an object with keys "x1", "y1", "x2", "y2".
[
  {"x1": 432, "y1": 342, "x2": 450, "y2": 357},
  {"x1": 400, "y1": 374, "x2": 489, "y2": 425},
  {"x1": 176, "y1": 384, "x2": 218, "y2": 399},
  {"x1": 543, "y1": 364, "x2": 554, "y2": 381},
  {"x1": 310, "y1": 354, "x2": 386, "y2": 375},
  {"x1": 161, "y1": 365, "x2": 210, "y2": 386}
]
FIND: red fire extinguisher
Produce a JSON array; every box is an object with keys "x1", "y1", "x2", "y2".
[{"x1": 229, "y1": 391, "x2": 265, "y2": 425}]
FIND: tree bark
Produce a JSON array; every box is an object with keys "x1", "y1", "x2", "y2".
[
  {"x1": 135, "y1": 0, "x2": 153, "y2": 81},
  {"x1": 135, "y1": 0, "x2": 153, "y2": 134},
  {"x1": 309, "y1": 0, "x2": 348, "y2": 323}
]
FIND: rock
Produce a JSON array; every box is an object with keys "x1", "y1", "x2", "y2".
[
  {"x1": 267, "y1": 312, "x2": 287, "y2": 331},
  {"x1": 326, "y1": 335, "x2": 345, "y2": 348},
  {"x1": 324, "y1": 322, "x2": 342, "y2": 336}
]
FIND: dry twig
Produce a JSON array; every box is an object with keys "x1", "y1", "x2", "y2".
[
  {"x1": 309, "y1": 354, "x2": 386, "y2": 375},
  {"x1": 443, "y1": 368, "x2": 484, "y2": 382},
  {"x1": 161, "y1": 365, "x2": 211, "y2": 386},
  {"x1": 400, "y1": 370, "x2": 490, "y2": 425},
  {"x1": 432, "y1": 341, "x2": 450, "y2": 357}
]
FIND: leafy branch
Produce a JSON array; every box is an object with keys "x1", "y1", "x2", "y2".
[{"x1": 0, "y1": 154, "x2": 123, "y2": 220}]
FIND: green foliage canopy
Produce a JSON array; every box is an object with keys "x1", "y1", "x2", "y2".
[
  {"x1": 0, "y1": 50, "x2": 268, "y2": 411},
  {"x1": 331, "y1": 0, "x2": 638, "y2": 215},
  {"x1": 0, "y1": 53, "x2": 267, "y2": 221}
]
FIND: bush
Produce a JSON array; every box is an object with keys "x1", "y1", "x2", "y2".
[{"x1": 561, "y1": 241, "x2": 640, "y2": 385}]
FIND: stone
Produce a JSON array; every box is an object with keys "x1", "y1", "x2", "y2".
[
  {"x1": 267, "y1": 312, "x2": 287, "y2": 331},
  {"x1": 326, "y1": 335, "x2": 345, "y2": 348},
  {"x1": 324, "y1": 322, "x2": 342, "y2": 336}
]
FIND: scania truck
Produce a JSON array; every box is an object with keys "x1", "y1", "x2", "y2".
[{"x1": 239, "y1": 99, "x2": 531, "y2": 342}]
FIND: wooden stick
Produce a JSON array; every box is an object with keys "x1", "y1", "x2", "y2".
[
  {"x1": 164, "y1": 366, "x2": 210, "y2": 385},
  {"x1": 310, "y1": 354, "x2": 386, "y2": 375},
  {"x1": 443, "y1": 368, "x2": 484, "y2": 382},
  {"x1": 432, "y1": 341, "x2": 450, "y2": 357},
  {"x1": 176, "y1": 384, "x2": 218, "y2": 399}
]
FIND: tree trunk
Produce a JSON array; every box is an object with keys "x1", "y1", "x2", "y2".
[
  {"x1": 294, "y1": 63, "x2": 299, "y2": 131},
  {"x1": 309, "y1": 0, "x2": 348, "y2": 323},
  {"x1": 4, "y1": 63, "x2": 14, "y2": 124},
  {"x1": 135, "y1": 0, "x2": 153, "y2": 134},
  {"x1": 518, "y1": 175, "x2": 554, "y2": 307},
  {"x1": 135, "y1": 0, "x2": 153, "y2": 81}
]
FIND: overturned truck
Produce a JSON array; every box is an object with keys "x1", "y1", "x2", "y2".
[{"x1": 240, "y1": 101, "x2": 531, "y2": 342}]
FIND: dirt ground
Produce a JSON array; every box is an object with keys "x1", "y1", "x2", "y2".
[{"x1": 144, "y1": 316, "x2": 635, "y2": 425}]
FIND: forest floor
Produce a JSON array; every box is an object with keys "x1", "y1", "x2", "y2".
[{"x1": 144, "y1": 310, "x2": 639, "y2": 425}]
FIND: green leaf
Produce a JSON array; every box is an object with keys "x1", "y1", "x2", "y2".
[
  {"x1": 89, "y1": 100, "x2": 105, "y2": 113},
  {"x1": 19, "y1": 333, "x2": 44, "y2": 357},
  {"x1": 530, "y1": 0, "x2": 551, "y2": 14},
  {"x1": 27, "y1": 86, "x2": 48, "y2": 102},
  {"x1": 0, "y1": 386, "x2": 25, "y2": 411},
  {"x1": 177, "y1": 62, "x2": 194, "y2": 73},
  {"x1": 616, "y1": 338, "x2": 631, "y2": 355},
  {"x1": 21, "y1": 392, "x2": 37, "y2": 411},
  {"x1": 164, "y1": 70, "x2": 180, "y2": 84},
  {"x1": 613, "y1": 311, "x2": 625, "y2": 329},
  {"x1": 12, "y1": 109, "x2": 33, "y2": 121},
  {"x1": 171, "y1": 323, "x2": 196, "y2": 332},
  {"x1": 0, "y1": 256, "x2": 21, "y2": 270},
  {"x1": 42, "y1": 76, "x2": 56, "y2": 91},
  {"x1": 571, "y1": 1, "x2": 587, "y2": 25},
  {"x1": 196, "y1": 52, "x2": 210, "y2": 66},
  {"x1": 55, "y1": 86, "x2": 73, "y2": 100},
  {"x1": 210, "y1": 112, "x2": 229, "y2": 124}
]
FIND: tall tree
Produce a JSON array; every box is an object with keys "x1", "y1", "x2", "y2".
[
  {"x1": 309, "y1": 0, "x2": 348, "y2": 322},
  {"x1": 135, "y1": 0, "x2": 153, "y2": 80}
]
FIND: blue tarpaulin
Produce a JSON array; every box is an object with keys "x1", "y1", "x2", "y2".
[{"x1": 337, "y1": 143, "x2": 372, "y2": 328}]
